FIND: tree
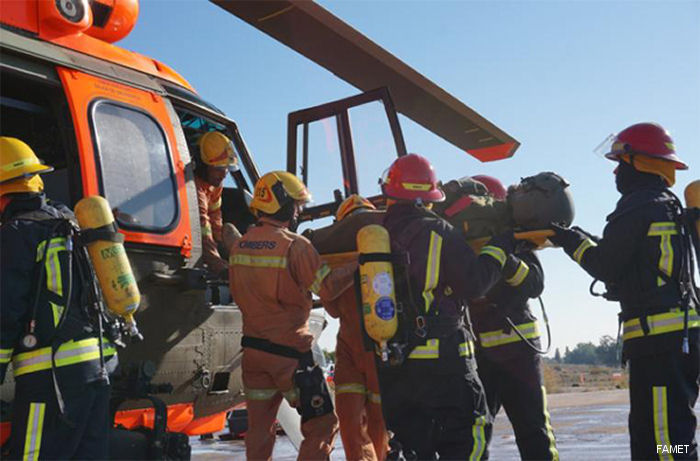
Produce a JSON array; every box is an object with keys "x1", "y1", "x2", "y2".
[
  {"x1": 595, "y1": 335, "x2": 620, "y2": 366},
  {"x1": 564, "y1": 342, "x2": 597, "y2": 364},
  {"x1": 554, "y1": 348, "x2": 562, "y2": 363}
]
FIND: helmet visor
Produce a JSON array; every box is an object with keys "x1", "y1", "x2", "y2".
[{"x1": 593, "y1": 133, "x2": 619, "y2": 159}]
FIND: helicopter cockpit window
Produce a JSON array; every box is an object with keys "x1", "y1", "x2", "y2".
[
  {"x1": 174, "y1": 109, "x2": 256, "y2": 233},
  {"x1": 91, "y1": 101, "x2": 178, "y2": 231}
]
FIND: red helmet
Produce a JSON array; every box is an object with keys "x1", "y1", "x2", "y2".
[
  {"x1": 604, "y1": 122, "x2": 688, "y2": 170},
  {"x1": 381, "y1": 154, "x2": 445, "y2": 202},
  {"x1": 471, "y1": 175, "x2": 507, "y2": 201}
]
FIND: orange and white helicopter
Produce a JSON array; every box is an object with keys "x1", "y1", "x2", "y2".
[{"x1": 0, "y1": 0, "x2": 518, "y2": 457}]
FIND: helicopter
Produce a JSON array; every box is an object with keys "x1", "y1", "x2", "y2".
[{"x1": 0, "y1": 0, "x2": 518, "y2": 456}]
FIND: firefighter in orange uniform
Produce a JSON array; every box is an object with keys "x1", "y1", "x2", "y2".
[
  {"x1": 324, "y1": 195, "x2": 389, "y2": 461},
  {"x1": 196, "y1": 131, "x2": 238, "y2": 275},
  {"x1": 229, "y1": 171, "x2": 356, "y2": 460}
]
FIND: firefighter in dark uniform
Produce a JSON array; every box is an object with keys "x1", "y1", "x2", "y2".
[
  {"x1": 549, "y1": 123, "x2": 699, "y2": 460},
  {"x1": 466, "y1": 175, "x2": 559, "y2": 461},
  {"x1": 0, "y1": 137, "x2": 118, "y2": 460},
  {"x1": 379, "y1": 154, "x2": 522, "y2": 460}
]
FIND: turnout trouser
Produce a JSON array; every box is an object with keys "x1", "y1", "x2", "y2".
[
  {"x1": 380, "y1": 364, "x2": 491, "y2": 460},
  {"x1": 628, "y1": 342, "x2": 699, "y2": 460},
  {"x1": 476, "y1": 349, "x2": 558, "y2": 460},
  {"x1": 334, "y1": 342, "x2": 388, "y2": 461},
  {"x1": 7, "y1": 379, "x2": 110, "y2": 460},
  {"x1": 242, "y1": 348, "x2": 338, "y2": 461}
]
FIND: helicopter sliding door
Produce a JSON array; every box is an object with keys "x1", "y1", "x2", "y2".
[{"x1": 287, "y1": 87, "x2": 407, "y2": 224}]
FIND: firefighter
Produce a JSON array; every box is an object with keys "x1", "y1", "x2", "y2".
[
  {"x1": 379, "y1": 153, "x2": 522, "y2": 460},
  {"x1": 324, "y1": 195, "x2": 389, "y2": 461},
  {"x1": 549, "y1": 122, "x2": 699, "y2": 460},
  {"x1": 196, "y1": 131, "x2": 239, "y2": 276},
  {"x1": 229, "y1": 171, "x2": 356, "y2": 461},
  {"x1": 466, "y1": 175, "x2": 559, "y2": 461},
  {"x1": 0, "y1": 137, "x2": 118, "y2": 459}
]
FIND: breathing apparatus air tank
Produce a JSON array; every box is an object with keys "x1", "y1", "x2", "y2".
[
  {"x1": 74, "y1": 195, "x2": 142, "y2": 338},
  {"x1": 685, "y1": 180, "x2": 700, "y2": 271},
  {"x1": 357, "y1": 225, "x2": 397, "y2": 362}
]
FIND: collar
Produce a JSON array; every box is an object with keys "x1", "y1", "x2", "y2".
[
  {"x1": 257, "y1": 216, "x2": 289, "y2": 229},
  {"x1": 1, "y1": 193, "x2": 45, "y2": 223}
]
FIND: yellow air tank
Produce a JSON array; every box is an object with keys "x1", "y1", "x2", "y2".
[
  {"x1": 357, "y1": 224, "x2": 397, "y2": 362},
  {"x1": 74, "y1": 195, "x2": 141, "y2": 338},
  {"x1": 686, "y1": 180, "x2": 700, "y2": 243}
]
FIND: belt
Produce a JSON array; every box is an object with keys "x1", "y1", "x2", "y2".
[
  {"x1": 622, "y1": 308, "x2": 699, "y2": 342},
  {"x1": 12, "y1": 337, "x2": 117, "y2": 377},
  {"x1": 478, "y1": 321, "x2": 540, "y2": 348},
  {"x1": 241, "y1": 336, "x2": 305, "y2": 360}
]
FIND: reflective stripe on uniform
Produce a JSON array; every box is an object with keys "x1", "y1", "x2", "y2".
[
  {"x1": 422, "y1": 231, "x2": 443, "y2": 313},
  {"x1": 230, "y1": 254, "x2": 288, "y2": 269},
  {"x1": 506, "y1": 260, "x2": 530, "y2": 287},
  {"x1": 367, "y1": 391, "x2": 382, "y2": 404},
  {"x1": 209, "y1": 197, "x2": 222, "y2": 211},
  {"x1": 408, "y1": 338, "x2": 439, "y2": 359},
  {"x1": 479, "y1": 322, "x2": 539, "y2": 348},
  {"x1": 50, "y1": 302, "x2": 64, "y2": 328},
  {"x1": 648, "y1": 222, "x2": 678, "y2": 287},
  {"x1": 459, "y1": 341, "x2": 475, "y2": 357},
  {"x1": 336, "y1": 383, "x2": 366, "y2": 395},
  {"x1": 468, "y1": 415, "x2": 487, "y2": 461},
  {"x1": 202, "y1": 223, "x2": 213, "y2": 237},
  {"x1": 573, "y1": 238, "x2": 596, "y2": 263},
  {"x1": 480, "y1": 245, "x2": 506, "y2": 268},
  {"x1": 0, "y1": 348, "x2": 12, "y2": 364},
  {"x1": 309, "y1": 263, "x2": 331, "y2": 295},
  {"x1": 12, "y1": 338, "x2": 116, "y2": 377},
  {"x1": 653, "y1": 386, "x2": 673, "y2": 461},
  {"x1": 542, "y1": 386, "x2": 559, "y2": 460},
  {"x1": 622, "y1": 309, "x2": 700, "y2": 341},
  {"x1": 22, "y1": 402, "x2": 45, "y2": 461},
  {"x1": 36, "y1": 238, "x2": 66, "y2": 298},
  {"x1": 245, "y1": 388, "x2": 278, "y2": 401},
  {"x1": 283, "y1": 388, "x2": 299, "y2": 405}
]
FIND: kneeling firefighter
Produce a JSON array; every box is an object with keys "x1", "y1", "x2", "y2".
[
  {"x1": 549, "y1": 123, "x2": 699, "y2": 460},
  {"x1": 462, "y1": 175, "x2": 559, "y2": 461},
  {"x1": 0, "y1": 138, "x2": 119, "y2": 459},
  {"x1": 379, "y1": 154, "x2": 522, "y2": 460},
  {"x1": 323, "y1": 195, "x2": 389, "y2": 461},
  {"x1": 229, "y1": 171, "x2": 356, "y2": 460}
]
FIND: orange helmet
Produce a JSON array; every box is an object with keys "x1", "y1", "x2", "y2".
[
  {"x1": 336, "y1": 194, "x2": 375, "y2": 221},
  {"x1": 380, "y1": 154, "x2": 445, "y2": 202},
  {"x1": 471, "y1": 175, "x2": 507, "y2": 201},
  {"x1": 604, "y1": 122, "x2": 688, "y2": 170}
]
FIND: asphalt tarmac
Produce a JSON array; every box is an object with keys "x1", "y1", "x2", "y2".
[{"x1": 191, "y1": 389, "x2": 699, "y2": 460}]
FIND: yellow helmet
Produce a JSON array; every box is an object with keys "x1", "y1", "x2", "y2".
[
  {"x1": 336, "y1": 194, "x2": 375, "y2": 221},
  {"x1": 250, "y1": 171, "x2": 311, "y2": 216},
  {"x1": 199, "y1": 131, "x2": 238, "y2": 167},
  {"x1": 0, "y1": 137, "x2": 53, "y2": 184}
]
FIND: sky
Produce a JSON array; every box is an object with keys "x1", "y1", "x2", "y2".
[{"x1": 121, "y1": 0, "x2": 700, "y2": 356}]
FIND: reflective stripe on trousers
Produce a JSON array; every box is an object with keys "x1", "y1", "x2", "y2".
[
  {"x1": 468, "y1": 415, "x2": 487, "y2": 460},
  {"x1": 541, "y1": 386, "x2": 559, "y2": 460},
  {"x1": 622, "y1": 309, "x2": 700, "y2": 341},
  {"x1": 22, "y1": 402, "x2": 45, "y2": 461},
  {"x1": 653, "y1": 386, "x2": 673, "y2": 461},
  {"x1": 336, "y1": 383, "x2": 382, "y2": 404},
  {"x1": 12, "y1": 338, "x2": 117, "y2": 377},
  {"x1": 479, "y1": 322, "x2": 540, "y2": 348}
]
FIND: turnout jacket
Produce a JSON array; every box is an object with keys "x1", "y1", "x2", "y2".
[
  {"x1": 558, "y1": 187, "x2": 699, "y2": 359},
  {"x1": 0, "y1": 194, "x2": 116, "y2": 385},
  {"x1": 195, "y1": 176, "x2": 227, "y2": 274},
  {"x1": 383, "y1": 203, "x2": 512, "y2": 372},
  {"x1": 471, "y1": 251, "x2": 544, "y2": 359}
]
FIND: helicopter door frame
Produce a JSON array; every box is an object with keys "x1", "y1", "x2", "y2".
[{"x1": 286, "y1": 87, "x2": 407, "y2": 222}]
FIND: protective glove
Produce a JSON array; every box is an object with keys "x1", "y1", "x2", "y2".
[{"x1": 548, "y1": 223, "x2": 589, "y2": 250}]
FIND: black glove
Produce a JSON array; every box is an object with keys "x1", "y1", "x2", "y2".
[
  {"x1": 549, "y1": 223, "x2": 589, "y2": 249},
  {"x1": 487, "y1": 230, "x2": 516, "y2": 255}
]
